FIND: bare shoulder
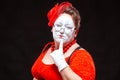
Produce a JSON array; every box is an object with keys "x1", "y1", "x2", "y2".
[{"x1": 33, "y1": 77, "x2": 38, "y2": 80}]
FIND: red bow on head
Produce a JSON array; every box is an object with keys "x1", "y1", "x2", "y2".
[{"x1": 47, "y1": 2, "x2": 72, "y2": 27}]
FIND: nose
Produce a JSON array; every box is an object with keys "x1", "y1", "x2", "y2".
[{"x1": 59, "y1": 28, "x2": 65, "y2": 34}]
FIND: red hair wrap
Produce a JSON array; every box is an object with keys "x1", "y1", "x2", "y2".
[{"x1": 47, "y1": 2, "x2": 72, "y2": 27}]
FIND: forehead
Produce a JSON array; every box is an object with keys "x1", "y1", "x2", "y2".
[{"x1": 54, "y1": 13, "x2": 74, "y2": 24}]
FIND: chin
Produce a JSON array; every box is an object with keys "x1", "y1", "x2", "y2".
[
  {"x1": 54, "y1": 38, "x2": 64, "y2": 43},
  {"x1": 56, "y1": 39, "x2": 63, "y2": 42}
]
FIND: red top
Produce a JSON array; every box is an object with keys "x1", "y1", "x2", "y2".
[{"x1": 31, "y1": 49, "x2": 96, "y2": 80}]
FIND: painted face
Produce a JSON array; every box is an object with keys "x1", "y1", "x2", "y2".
[{"x1": 52, "y1": 13, "x2": 76, "y2": 44}]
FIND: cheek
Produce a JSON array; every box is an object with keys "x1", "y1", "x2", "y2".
[
  {"x1": 65, "y1": 30, "x2": 74, "y2": 37},
  {"x1": 63, "y1": 31, "x2": 75, "y2": 43},
  {"x1": 52, "y1": 28, "x2": 59, "y2": 40},
  {"x1": 52, "y1": 30, "x2": 56, "y2": 38},
  {"x1": 64, "y1": 31, "x2": 75, "y2": 42}
]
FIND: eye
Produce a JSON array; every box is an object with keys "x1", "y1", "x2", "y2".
[
  {"x1": 66, "y1": 27, "x2": 72, "y2": 29},
  {"x1": 55, "y1": 24, "x2": 62, "y2": 27},
  {"x1": 65, "y1": 25, "x2": 73, "y2": 30},
  {"x1": 57, "y1": 24, "x2": 61, "y2": 27}
]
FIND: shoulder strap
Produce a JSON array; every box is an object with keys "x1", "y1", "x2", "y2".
[
  {"x1": 41, "y1": 42, "x2": 53, "y2": 53},
  {"x1": 67, "y1": 46, "x2": 81, "y2": 65}
]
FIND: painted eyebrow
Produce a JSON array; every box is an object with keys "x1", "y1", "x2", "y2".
[
  {"x1": 55, "y1": 22, "x2": 62, "y2": 25},
  {"x1": 65, "y1": 24, "x2": 73, "y2": 27}
]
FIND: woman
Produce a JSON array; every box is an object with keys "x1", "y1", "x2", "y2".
[{"x1": 31, "y1": 1, "x2": 96, "y2": 80}]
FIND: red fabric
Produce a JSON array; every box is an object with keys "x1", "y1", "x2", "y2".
[
  {"x1": 31, "y1": 49, "x2": 96, "y2": 80},
  {"x1": 47, "y1": 1, "x2": 72, "y2": 27}
]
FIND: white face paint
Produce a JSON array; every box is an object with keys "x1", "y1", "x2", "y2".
[{"x1": 52, "y1": 13, "x2": 76, "y2": 44}]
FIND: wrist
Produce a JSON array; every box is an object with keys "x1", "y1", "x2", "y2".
[{"x1": 58, "y1": 60, "x2": 69, "y2": 72}]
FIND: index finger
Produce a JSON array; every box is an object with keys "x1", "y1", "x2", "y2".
[{"x1": 59, "y1": 40, "x2": 63, "y2": 51}]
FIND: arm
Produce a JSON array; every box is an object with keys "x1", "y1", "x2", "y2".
[
  {"x1": 50, "y1": 41, "x2": 95, "y2": 80},
  {"x1": 60, "y1": 50, "x2": 95, "y2": 80},
  {"x1": 60, "y1": 67, "x2": 82, "y2": 80},
  {"x1": 33, "y1": 77, "x2": 38, "y2": 80},
  {"x1": 50, "y1": 41, "x2": 82, "y2": 80}
]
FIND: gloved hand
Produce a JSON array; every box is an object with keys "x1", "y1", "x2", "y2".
[{"x1": 50, "y1": 40, "x2": 69, "y2": 72}]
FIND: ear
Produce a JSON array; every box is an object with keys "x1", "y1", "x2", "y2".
[
  {"x1": 51, "y1": 27, "x2": 54, "y2": 32},
  {"x1": 51, "y1": 29, "x2": 53, "y2": 32},
  {"x1": 74, "y1": 29, "x2": 79, "y2": 37}
]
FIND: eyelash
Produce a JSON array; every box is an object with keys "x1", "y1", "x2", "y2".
[
  {"x1": 55, "y1": 24, "x2": 72, "y2": 28},
  {"x1": 56, "y1": 24, "x2": 61, "y2": 27},
  {"x1": 66, "y1": 27, "x2": 72, "y2": 29}
]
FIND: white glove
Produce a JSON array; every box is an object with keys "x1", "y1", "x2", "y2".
[{"x1": 50, "y1": 40, "x2": 69, "y2": 72}]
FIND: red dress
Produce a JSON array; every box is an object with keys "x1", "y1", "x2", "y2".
[{"x1": 31, "y1": 48, "x2": 96, "y2": 80}]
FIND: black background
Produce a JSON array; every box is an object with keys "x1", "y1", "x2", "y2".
[{"x1": 1, "y1": 0, "x2": 120, "y2": 80}]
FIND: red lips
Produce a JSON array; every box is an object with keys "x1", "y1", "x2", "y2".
[{"x1": 59, "y1": 35, "x2": 63, "y2": 38}]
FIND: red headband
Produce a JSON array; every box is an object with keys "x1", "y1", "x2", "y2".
[{"x1": 47, "y1": 1, "x2": 72, "y2": 27}]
